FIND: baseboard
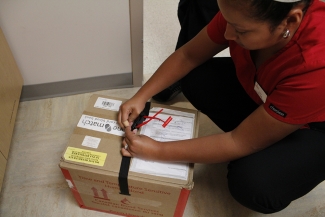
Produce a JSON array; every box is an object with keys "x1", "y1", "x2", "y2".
[{"x1": 20, "y1": 72, "x2": 133, "y2": 101}]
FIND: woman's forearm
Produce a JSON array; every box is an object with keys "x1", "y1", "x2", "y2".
[{"x1": 158, "y1": 132, "x2": 243, "y2": 163}]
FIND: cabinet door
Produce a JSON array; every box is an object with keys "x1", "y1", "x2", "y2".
[
  {"x1": 0, "y1": 28, "x2": 23, "y2": 159},
  {"x1": 0, "y1": 153, "x2": 7, "y2": 192}
]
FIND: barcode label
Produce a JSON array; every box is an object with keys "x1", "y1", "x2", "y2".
[
  {"x1": 102, "y1": 101, "x2": 114, "y2": 107},
  {"x1": 94, "y1": 97, "x2": 122, "y2": 111}
]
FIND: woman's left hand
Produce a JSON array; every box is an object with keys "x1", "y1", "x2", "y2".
[{"x1": 121, "y1": 126, "x2": 162, "y2": 160}]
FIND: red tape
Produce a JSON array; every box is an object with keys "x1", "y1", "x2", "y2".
[
  {"x1": 136, "y1": 109, "x2": 173, "y2": 128},
  {"x1": 162, "y1": 116, "x2": 172, "y2": 128}
]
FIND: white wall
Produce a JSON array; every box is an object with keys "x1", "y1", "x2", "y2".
[{"x1": 0, "y1": 0, "x2": 132, "y2": 85}]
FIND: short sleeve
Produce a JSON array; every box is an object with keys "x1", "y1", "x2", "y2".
[
  {"x1": 207, "y1": 12, "x2": 228, "y2": 45},
  {"x1": 264, "y1": 65, "x2": 325, "y2": 124}
]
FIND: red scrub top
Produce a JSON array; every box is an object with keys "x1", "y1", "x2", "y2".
[{"x1": 207, "y1": 0, "x2": 325, "y2": 124}]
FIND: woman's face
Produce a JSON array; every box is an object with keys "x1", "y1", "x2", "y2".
[{"x1": 217, "y1": 0, "x2": 287, "y2": 50}]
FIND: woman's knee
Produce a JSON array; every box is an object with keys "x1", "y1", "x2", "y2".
[
  {"x1": 227, "y1": 171, "x2": 291, "y2": 214},
  {"x1": 227, "y1": 161, "x2": 292, "y2": 214}
]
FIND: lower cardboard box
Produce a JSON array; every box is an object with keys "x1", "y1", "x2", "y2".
[{"x1": 59, "y1": 94, "x2": 199, "y2": 217}]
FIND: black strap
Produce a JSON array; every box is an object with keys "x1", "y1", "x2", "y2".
[
  {"x1": 119, "y1": 102, "x2": 151, "y2": 195},
  {"x1": 118, "y1": 156, "x2": 131, "y2": 195},
  {"x1": 131, "y1": 102, "x2": 151, "y2": 131}
]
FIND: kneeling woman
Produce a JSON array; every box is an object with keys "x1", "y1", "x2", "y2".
[{"x1": 118, "y1": 0, "x2": 325, "y2": 214}]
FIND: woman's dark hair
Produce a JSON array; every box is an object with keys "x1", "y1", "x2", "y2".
[{"x1": 246, "y1": 0, "x2": 312, "y2": 31}]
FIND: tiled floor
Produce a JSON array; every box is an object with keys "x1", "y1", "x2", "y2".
[{"x1": 1, "y1": 0, "x2": 325, "y2": 216}]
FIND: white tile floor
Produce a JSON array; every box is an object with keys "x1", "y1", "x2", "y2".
[{"x1": 0, "y1": 0, "x2": 324, "y2": 216}]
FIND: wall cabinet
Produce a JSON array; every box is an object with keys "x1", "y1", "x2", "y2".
[{"x1": 0, "y1": 28, "x2": 23, "y2": 192}]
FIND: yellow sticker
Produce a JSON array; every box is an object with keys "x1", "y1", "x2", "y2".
[{"x1": 64, "y1": 147, "x2": 107, "y2": 166}]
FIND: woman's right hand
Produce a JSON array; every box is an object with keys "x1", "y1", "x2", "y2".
[{"x1": 118, "y1": 97, "x2": 145, "y2": 128}]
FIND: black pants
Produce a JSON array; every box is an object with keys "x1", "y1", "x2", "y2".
[
  {"x1": 176, "y1": 0, "x2": 219, "y2": 49},
  {"x1": 181, "y1": 58, "x2": 325, "y2": 214}
]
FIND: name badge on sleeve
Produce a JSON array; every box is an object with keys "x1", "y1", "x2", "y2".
[{"x1": 254, "y1": 82, "x2": 267, "y2": 103}]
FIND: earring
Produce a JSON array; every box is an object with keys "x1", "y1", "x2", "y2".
[{"x1": 283, "y1": 29, "x2": 290, "y2": 39}]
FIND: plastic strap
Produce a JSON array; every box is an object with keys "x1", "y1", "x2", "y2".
[
  {"x1": 119, "y1": 102, "x2": 151, "y2": 195},
  {"x1": 118, "y1": 156, "x2": 131, "y2": 196},
  {"x1": 131, "y1": 102, "x2": 151, "y2": 130}
]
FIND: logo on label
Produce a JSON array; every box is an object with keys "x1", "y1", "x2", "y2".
[
  {"x1": 269, "y1": 104, "x2": 287, "y2": 117},
  {"x1": 77, "y1": 115, "x2": 125, "y2": 136},
  {"x1": 105, "y1": 124, "x2": 111, "y2": 132}
]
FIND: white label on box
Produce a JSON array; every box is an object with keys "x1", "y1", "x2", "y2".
[
  {"x1": 130, "y1": 107, "x2": 194, "y2": 180},
  {"x1": 77, "y1": 115, "x2": 125, "y2": 136},
  {"x1": 82, "y1": 136, "x2": 101, "y2": 148},
  {"x1": 94, "y1": 97, "x2": 122, "y2": 111}
]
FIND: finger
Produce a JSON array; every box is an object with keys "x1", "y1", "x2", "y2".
[
  {"x1": 123, "y1": 120, "x2": 130, "y2": 128},
  {"x1": 124, "y1": 126, "x2": 137, "y2": 139},
  {"x1": 118, "y1": 107, "x2": 129, "y2": 128},
  {"x1": 117, "y1": 110, "x2": 123, "y2": 127},
  {"x1": 119, "y1": 105, "x2": 132, "y2": 128},
  {"x1": 127, "y1": 113, "x2": 138, "y2": 124},
  {"x1": 121, "y1": 138, "x2": 128, "y2": 148},
  {"x1": 121, "y1": 148, "x2": 132, "y2": 157},
  {"x1": 127, "y1": 104, "x2": 144, "y2": 124}
]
